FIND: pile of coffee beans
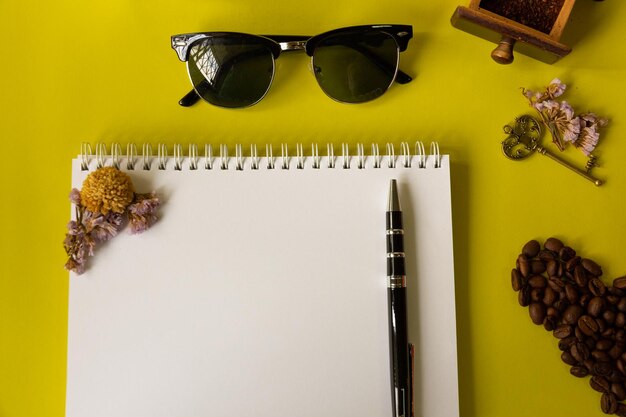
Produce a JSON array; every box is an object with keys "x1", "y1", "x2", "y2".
[{"x1": 512, "y1": 237, "x2": 626, "y2": 415}]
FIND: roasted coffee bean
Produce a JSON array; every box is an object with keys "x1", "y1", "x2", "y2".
[
  {"x1": 618, "y1": 298, "x2": 626, "y2": 312},
  {"x1": 578, "y1": 315, "x2": 600, "y2": 336},
  {"x1": 585, "y1": 337, "x2": 596, "y2": 351},
  {"x1": 538, "y1": 249, "x2": 557, "y2": 261},
  {"x1": 563, "y1": 304, "x2": 584, "y2": 325},
  {"x1": 544, "y1": 237, "x2": 564, "y2": 253},
  {"x1": 603, "y1": 328, "x2": 616, "y2": 340},
  {"x1": 528, "y1": 275, "x2": 547, "y2": 289},
  {"x1": 589, "y1": 278, "x2": 607, "y2": 297},
  {"x1": 618, "y1": 359, "x2": 626, "y2": 376},
  {"x1": 548, "y1": 277, "x2": 565, "y2": 292},
  {"x1": 543, "y1": 287, "x2": 558, "y2": 306},
  {"x1": 608, "y1": 295, "x2": 620, "y2": 305},
  {"x1": 529, "y1": 302, "x2": 546, "y2": 325},
  {"x1": 570, "y1": 365, "x2": 588, "y2": 378},
  {"x1": 571, "y1": 342, "x2": 590, "y2": 362},
  {"x1": 546, "y1": 259, "x2": 559, "y2": 277},
  {"x1": 580, "y1": 294, "x2": 592, "y2": 308},
  {"x1": 601, "y1": 392, "x2": 618, "y2": 414},
  {"x1": 553, "y1": 324, "x2": 573, "y2": 339},
  {"x1": 588, "y1": 296, "x2": 606, "y2": 317},
  {"x1": 596, "y1": 362, "x2": 613, "y2": 378},
  {"x1": 613, "y1": 383, "x2": 626, "y2": 402},
  {"x1": 566, "y1": 256, "x2": 581, "y2": 272},
  {"x1": 611, "y1": 286, "x2": 626, "y2": 297},
  {"x1": 559, "y1": 336, "x2": 577, "y2": 351},
  {"x1": 597, "y1": 317, "x2": 607, "y2": 333},
  {"x1": 543, "y1": 315, "x2": 557, "y2": 331},
  {"x1": 511, "y1": 269, "x2": 524, "y2": 292},
  {"x1": 559, "y1": 246, "x2": 576, "y2": 261},
  {"x1": 597, "y1": 339, "x2": 614, "y2": 351},
  {"x1": 574, "y1": 265, "x2": 589, "y2": 288},
  {"x1": 561, "y1": 350, "x2": 578, "y2": 366},
  {"x1": 614, "y1": 276, "x2": 626, "y2": 290},
  {"x1": 530, "y1": 260, "x2": 546, "y2": 274},
  {"x1": 518, "y1": 254, "x2": 530, "y2": 277},
  {"x1": 610, "y1": 343, "x2": 625, "y2": 360},
  {"x1": 575, "y1": 326, "x2": 585, "y2": 341},
  {"x1": 547, "y1": 306, "x2": 559, "y2": 317},
  {"x1": 617, "y1": 404, "x2": 626, "y2": 417},
  {"x1": 553, "y1": 299, "x2": 569, "y2": 314},
  {"x1": 530, "y1": 288, "x2": 543, "y2": 303},
  {"x1": 598, "y1": 368, "x2": 624, "y2": 382},
  {"x1": 592, "y1": 350, "x2": 611, "y2": 362},
  {"x1": 591, "y1": 375, "x2": 611, "y2": 393},
  {"x1": 617, "y1": 312, "x2": 626, "y2": 328},
  {"x1": 618, "y1": 330, "x2": 626, "y2": 342},
  {"x1": 522, "y1": 239, "x2": 541, "y2": 258},
  {"x1": 584, "y1": 359, "x2": 596, "y2": 373},
  {"x1": 565, "y1": 283, "x2": 579, "y2": 304},
  {"x1": 518, "y1": 286, "x2": 531, "y2": 307},
  {"x1": 583, "y1": 258, "x2": 603, "y2": 277}
]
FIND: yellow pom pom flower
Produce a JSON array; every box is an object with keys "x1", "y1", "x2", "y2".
[{"x1": 80, "y1": 167, "x2": 134, "y2": 214}]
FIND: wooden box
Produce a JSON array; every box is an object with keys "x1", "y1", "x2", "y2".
[{"x1": 451, "y1": 0, "x2": 576, "y2": 64}]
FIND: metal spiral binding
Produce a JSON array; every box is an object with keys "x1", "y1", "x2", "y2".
[
  {"x1": 142, "y1": 143, "x2": 152, "y2": 170},
  {"x1": 189, "y1": 144, "x2": 198, "y2": 170},
  {"x1": 400, "y1": 142, "x2": 410, "y2": 168},
  {"x1": 281, "y1": 143, "x2": 289, "y2": 170},
  {"x1": 342, "y1": 143, "x2": 350, "y2": 169},
  {"x1": 371, "y1": 143, "x2": 381, "y2": 168},
  {"x1": 235, "y1": 144, "x2": 244, "y2": 171},
  {"x1": 95, "y1": 143, "x2": 107, "y2": 169},
  {"x1": 327, "y1": 143, "x2": 335, "y2": 168},
  {"x1": 430, "y1": 141, "x2": 441, "y2": 168},
  {"x1": 76, "y1": 141, "x2": 444, "y2": 171},
  {"x1": 386, "y1": 143, "x2": 396, "y2": 168},
  {"x1": 415, "y1": 141, "x2": 426, "y2": 168},
  {"x1": 357, "y1": 143, "x2": 365, "y2": 169},
  {"x1": 311, "y1": 143, "x2": 320, "y2": 169},
  {"x1": 250, "y1": 144, "x2": 259, "y2": 170},
  {"x1": 80, "y1": 143, "x2": 92, "y2": 171},
  {"x1": 296, "y1": 143, "x2": 305, "y2": 169},
  {"x1": 204, "y1": 144, "x2": 213, "y2": 170},
  {"x1": 126, "y1": 143, "x2": 137, "y2": 170},
  {"x1": 219, "y1": 144, "x2": 229, "y2": 170},
  {"x1": 266, "y1": 144, "x2": 275, "y2": 169},
  {"x1": 111, "y1": 143, "x2": 122, "y2": 169},
  {"x1": 157, "y1": 144, "x2": 168, "y2": 170},
  {"x1": 173, "y1": 144, "x2": 183, "y2": 171}
]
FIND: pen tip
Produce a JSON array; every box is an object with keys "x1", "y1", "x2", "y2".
[{"x1": 388, "y1": 179, "x2": 401, "y2": 211}]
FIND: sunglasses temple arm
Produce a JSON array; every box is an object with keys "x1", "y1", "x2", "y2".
[
  {"x1": 395, "y1": 69, "x2": 412, "y2": 84},
  {"x1": 179, "y1": 89, "x2": 201, "y2": 107}
]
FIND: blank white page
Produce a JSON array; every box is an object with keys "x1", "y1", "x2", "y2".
[{"x1": 66, "y1": 151, "x2": 458, "y2": 417}]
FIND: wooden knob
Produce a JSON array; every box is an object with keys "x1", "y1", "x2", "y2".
[{"x1": 491, "y1": 36, "x2": 516, "y2": 64}]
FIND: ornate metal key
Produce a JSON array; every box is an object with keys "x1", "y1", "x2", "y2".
[{"x1": 501, "y1": 115, "x2": 603, "y2": 186}]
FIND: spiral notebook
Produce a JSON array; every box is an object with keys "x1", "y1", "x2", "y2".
[{"x1": 66, "y1": 142, "x2": 458, "y2": 417}]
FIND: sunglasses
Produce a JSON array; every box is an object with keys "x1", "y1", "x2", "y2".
[{"x1": 171, "y1": 24, "x2": 413, "y2": 108}]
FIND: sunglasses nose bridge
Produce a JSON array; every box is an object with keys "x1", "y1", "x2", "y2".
[{"x1": 279, "y1": 40, "x2": 307, "y2": 52}]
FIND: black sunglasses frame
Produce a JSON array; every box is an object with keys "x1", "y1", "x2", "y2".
[{"x1": 171, "y1": 24, "x2": 413, "y2": 107}]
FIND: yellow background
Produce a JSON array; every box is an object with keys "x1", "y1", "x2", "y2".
[{"x1": 1, "y1": 1, "x2": 625, "y2": 416}]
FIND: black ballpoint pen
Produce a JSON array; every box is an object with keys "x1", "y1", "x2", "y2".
[{"x1": 386, "y1": 179, "x2": 411, "y2": 417}]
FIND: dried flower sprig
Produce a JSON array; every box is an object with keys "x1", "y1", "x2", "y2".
[
  {"x1": 64, "y1": 168, "x2": 160, "y2": 274},
  {"x1": 522, "y1": 78, "x2": 608, "y2": 155}
]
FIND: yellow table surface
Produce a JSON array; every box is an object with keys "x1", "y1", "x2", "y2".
[{"x1": 2, "y1": 1, "x2": 626, "y2": 416}]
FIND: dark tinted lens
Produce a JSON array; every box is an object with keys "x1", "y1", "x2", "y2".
[
  {"x1": 312, "y1": 31, "x2": 399, "y2": 103},
  {"x1": 187, "y1": 36, "x2": 275, "y2": 108}
]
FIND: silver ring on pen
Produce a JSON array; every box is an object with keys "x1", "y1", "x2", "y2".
[
  {"x1": 386, "y1": 229, "x2": 404, "y2": 235},
  {"x1": 387, "y1": 276, "x2": 407, "y2": 288},
  {"x1": 387, "y1": 252, "x2": 405, "y2": 258}
]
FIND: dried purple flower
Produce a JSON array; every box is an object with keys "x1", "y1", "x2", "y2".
[
  {"x1": 128, "y1": 192, "x2": 161, "y2": 234},
  {"x1": 546, "y1": 78, "x2": 566, "y2": 99},
  {"x1": 69, "y1": 188, "x2": 81, "y2": 205},
  {"x1": 64, "y1": 170, "x2": 161, "y2": 275},
  {"x1": 521, "y1": 79, "x2": 607, "y2": 156}
]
